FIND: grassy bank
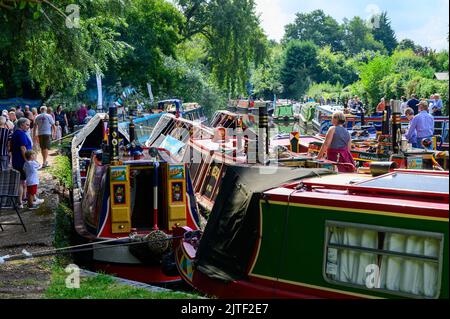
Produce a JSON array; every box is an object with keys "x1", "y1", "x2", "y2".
[
  {"x1": 47, "y1": 202, "x2": 200, "y2": 299},
  {"x1": 45, "y1": 267, "x2": 199, "y2": 299}
]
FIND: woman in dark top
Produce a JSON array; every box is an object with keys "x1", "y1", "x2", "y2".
[
  {"x1": 54, "y1": 105, "x2": 68, "y2": 136},
  {"x1": 316, "y1": 111, "x2": 355, "y2": 172}
]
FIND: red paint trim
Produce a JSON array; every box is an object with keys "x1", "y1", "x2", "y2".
[
  {"x1": 264, "y1": 192, "x2": 448, "y2": 219},
  {"x1": 94, "y1": 262, "x2": 180, "y2": 284},
  {"x1": 191, "y1": 270, "x2": 362, "y2": 299}
]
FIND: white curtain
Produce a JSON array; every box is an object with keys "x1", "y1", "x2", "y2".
[
  {"x1": 328, "y1": 227, "x2": 440, "y2": 298},
  {"x1": 423, "y1": 238, "x2": 439, "y2": 298},
  {"x1": 380, "y1": 234, "x2": 439, "y2": 298},
  {"x1": 380, "y1": 233, "x2": 406, "y2": 292},
  {"x1": 329, "y1": 227, "x2": 378, "y2": 285}
]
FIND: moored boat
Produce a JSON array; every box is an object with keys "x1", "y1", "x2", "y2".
[
  {"x1": 71, "y1": 107, "x2": 201, "y2": 284},
  {"x1": 273, "y1": 103, "x2": 295, "y2": 121},
  {"x1": 299, "y1": 102, "x2": 318, "y2": 127},
  {"x1": 173, "y1": 166, "x2": 449, "y2": 299}
]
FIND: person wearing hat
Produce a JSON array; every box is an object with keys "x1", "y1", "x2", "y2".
[{"x1": 405, "y1": 100, "x2": 434, "y2": 150}]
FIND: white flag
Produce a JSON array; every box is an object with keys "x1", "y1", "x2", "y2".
[
  {"x1": 96, "y1": 73, "x2": 103, "y2": 111},
  {"x1": 147, "y1": 82, "x2": 154, "y2": 103}
]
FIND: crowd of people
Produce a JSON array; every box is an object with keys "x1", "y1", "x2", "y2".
[
  {"x1": 314, "y1": 93, "x2": 444, "y2": 172},
  {"x1": 0, "y1": 103, "x2": 97, "y2": 210}
]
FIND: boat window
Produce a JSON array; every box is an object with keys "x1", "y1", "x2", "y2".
[
  {"x1": 200, "y1": 161, "x2": 224, "y2": 201},
  {"x1": 324, "y1": 221, "x2": 444, "y2": 298},
  {"x1": 81, "y1": 161, "x2": 108, "y2": 228}
]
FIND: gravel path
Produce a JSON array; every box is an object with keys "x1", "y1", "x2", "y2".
[{"x1": 0, "y1": 151, "x2": 60, "y2": 299}]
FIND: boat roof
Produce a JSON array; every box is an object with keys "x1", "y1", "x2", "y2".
[
  {"x1": 316, "y1": 104, "x2": 346, "y2": 113},
  {"x1": 266, "y1": 170, "x2": 449, "y2": 211}
]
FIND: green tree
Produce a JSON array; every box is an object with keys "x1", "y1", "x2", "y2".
[
  {"x1": 357, "y1": 55, "x2": 393, "y2": 111},
  {"x1": 283, "y1": 9, "x2": 344, "y2": 52},
  {"x1": 316, "y1": 47, "x2": 358, "y2": 86},
  {"x1": 160, "y1": 55, "x2": 226, "y2": 116},
  {"x1": 280, "y1": 41, "x2": 319, "y2": 100},
  {"x1": 397, "y1": 39, "x2": 417, "y2": 51},
  {"x1": 251, "y1": 42, "x2": 283, "y2": 99},
  {"x1": 343, "y1": 17, "x2": 386, "y2": 56},
  {"x1": 176, "y1": 0, "x2": 267, "y2": 95},
  {"x1": 0, "y1": 0, "x2": 129, "y2": 98},
  {"x1": 109, "y1": 0, "x2": 184, "y2": 95},
  {"x1": 371, "y1": 12, "x2": 397, "y2": 54}
]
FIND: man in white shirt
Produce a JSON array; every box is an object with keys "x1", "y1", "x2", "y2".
[{"x1": 33, "y1": 106, "x2": 55, "y2": 167}]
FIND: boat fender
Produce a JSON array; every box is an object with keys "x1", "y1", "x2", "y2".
[{"x1": 146, "y1": 230, "x2": 170, "y2": 255}]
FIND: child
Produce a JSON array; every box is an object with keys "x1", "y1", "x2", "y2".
[
  {"x1": 23, "y1": 150, "x2": 44, "y2": 209},
  {"x1": 55, "y1": 121, "x2": 62, "y2": 144}
]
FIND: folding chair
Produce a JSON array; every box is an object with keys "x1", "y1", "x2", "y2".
[{"x1": 0, "y1": 169, "x2": 27, "y2": 232}]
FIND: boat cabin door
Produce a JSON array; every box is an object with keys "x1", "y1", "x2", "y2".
[{"x1": 109, "y1": 165, "x2": 132, "y2": 234}]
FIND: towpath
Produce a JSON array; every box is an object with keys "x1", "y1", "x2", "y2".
[{"x1": 0, "y1": 150, "x2": 60, "y2": 298}]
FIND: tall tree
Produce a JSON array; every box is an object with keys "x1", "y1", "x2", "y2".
[
  {"x1": 397, "y1": 39, "x2": 417, "y2": 51},
  {"x1": 284, "y1": 9, "x2": 344, "y2": 52},
  {"x1": 343, "y1": 16, "x2": 386, "y2": 56},
  {"x1": 0, "y1": 0, "x2": 129, "y2": 98},
  {"x1": 371, "y1": 11, "x2": 397, "y2": 54},
  {"x1": 280, "y1": 41, "x2": 319, "y2": 100},
  {"x1": 110, "y1": 0, "x2": 184, "y2": 95},
  {"x1": 176, "y1": 0, "x2": 267, "y2": 95}
]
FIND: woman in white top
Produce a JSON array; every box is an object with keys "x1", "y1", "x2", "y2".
[{"x1": 400, "y1": 96, "x2": 408, "y2": 115}]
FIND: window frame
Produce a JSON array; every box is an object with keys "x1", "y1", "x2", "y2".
[{"x1": 322, "y1": 220, "x2": 445, "y2": 299}]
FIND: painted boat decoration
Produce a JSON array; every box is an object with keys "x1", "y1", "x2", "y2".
[
  {"x1": 71, "y1": 107, "x2": 201, "y2": 284},
  {"x1": 145, "y1": 112, "x2": 349, "y2": 217},
  {"x1": 173, "y1": 166, "x2": 449, "y2": 299}
]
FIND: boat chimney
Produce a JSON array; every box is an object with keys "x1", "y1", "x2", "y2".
[
  {"x1": 381, "y1": 101, "x2": 391, "y2": 136},
  {"x1": 391, "y1": 99, "x2": 402, "y2": 154},
  {"x1": 258, "y1": 104, "x2": 269, "y2": 164},
  {"x1": 129, "y1": 116, "x2": 136, "y2": 144},
  {"x1": 109, "y1": 105, "x2": 120, "y2": 165}
]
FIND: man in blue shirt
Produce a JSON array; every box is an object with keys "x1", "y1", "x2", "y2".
[
  {"x1": 11, "y1": 118, "x2": 33, "y2": 207},
  {"x1": 406, "y1": 94, "x2": 420, "y2": 115},
  {"x1": 429, "y1": 94, "x2": 443, "y2": 116},
  {"x1": 405, "y1": 101, "x2": 434, "y2": 150}
]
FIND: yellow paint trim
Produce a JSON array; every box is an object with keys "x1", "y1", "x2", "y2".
[
  {"x1": 250, "y1": 273, "x2": 382, "y2": 299},
  {"x1": 263, "y1": 200, "x2": 448, "y2": 223},
  {"x1": 248, "y1": 201, "x2": 264, "y2": 275},
  {"x1": 248, "y1": 199, "x2": 447, "y2": 298}
]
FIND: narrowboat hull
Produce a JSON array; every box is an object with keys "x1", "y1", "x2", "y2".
[
  {"x1": 173, "y1": 166, "x2": 449, "y2": 299},
  {"x1": 71, "y1": 110, "x2": 201, "y2": 284}
]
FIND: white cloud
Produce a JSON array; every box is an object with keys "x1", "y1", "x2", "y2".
[
  {"x1": 254, "y1": 0, "x2": 449, "y2": 51},
  {"x1": 397, "y1": 0, "x2": 449, "y2": 51},
  {"x1": 255, "y1": 0, "x2": 295, "y2": 41}
]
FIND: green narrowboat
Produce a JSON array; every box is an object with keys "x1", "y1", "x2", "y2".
[{"x1": 173, "y1": 166, "x2": 449, "y2": 299}]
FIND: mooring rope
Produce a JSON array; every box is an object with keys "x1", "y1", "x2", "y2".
[{"x1": 0, "y1": 235, "x2": 183, "y2": 264}]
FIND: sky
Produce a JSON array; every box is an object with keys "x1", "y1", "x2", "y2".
[{"x1": 255, "y1": 0, "x2": 449, "y2": 51}]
